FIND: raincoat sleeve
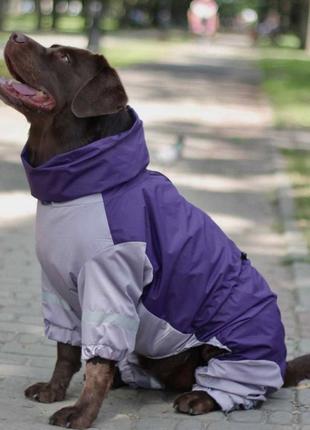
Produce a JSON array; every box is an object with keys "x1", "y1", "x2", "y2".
[
  {"x1": 77, "y1": 241, "x2": 153, "y2": 362},
  {"x1": 42, "y1": 270, "x2": 82, "y2": 347}
]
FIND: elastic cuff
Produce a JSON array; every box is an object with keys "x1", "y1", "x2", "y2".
[
  {"x1": 192, "y1": 385, "x2": 258, "y2": 412},
  {"x1": 82, "y1": 344, "x2": 126, "y2": 362},
  {"x1": 44, "y1": 321, "x2": 81, "y2": 346}
]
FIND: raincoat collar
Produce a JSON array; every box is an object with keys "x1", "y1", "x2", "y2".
[{"x1": 21, "y1": 107, "x2": 150, "y2": 202}]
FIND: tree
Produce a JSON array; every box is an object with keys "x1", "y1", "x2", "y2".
[
  {"x1": 299, "y1": 0, "x2": 310, "y2": 50},
  {"x1": 171, "y1": 0, "x2": 191, "y2": 27},
  {"x1": 86, "y1": 0, "x2": 106, "y2": 52},
  {"x1": 306, "y1": 0, "x2": 310, "y2": 50},
  {"x1": 52, "y1": 0, "x2": 59, "y2": 30},
  {"x1": 0, "y1": 0, "x2": 7, "y2": 31},
  {"x1": 34, "y1": 0, "x2": 43, "y2": 30}
]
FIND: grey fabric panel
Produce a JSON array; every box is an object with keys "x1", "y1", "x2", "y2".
[
  {"x1": 36, "y1": 194, "x2": 116, "y2": 348},
  {"x1": 206, "y1": 336, "x2": 231, "y2": 353},
  {"x1": 83, "y1": 310, "x2": 139, "y2": 332},
  {"x1": 36, "y1": 194, "x2": 114, "y2": 286},
  {"x1": 44, "y1": 320, "x2": 81, "y2": 346},
  {"x1": 135, "y1": 302, "x2": 204, "y2": 358},
  {"x1": 41, "y1": 270, "x2": 82, "y2": 345},
  {"x1": 193, "y1": 358, "x2": 283, "y2": 412},
  {"x1": 42, "y1": 290, "x2": 71, "y2": 312},
  {"x1": 78, "y1": 242, "x2": 153, "y2": 361},
  {"x1": 118, "y1": 353, "x2": 163, "y2": 389},
  {"x1": 36, "y1": 189, "x2": 155, "y2": 360}
]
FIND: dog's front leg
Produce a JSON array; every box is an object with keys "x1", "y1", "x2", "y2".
[
  {"x1": 25, "y1": 342, "x2": 81, "y2": 403},
  {"x1": 49, "y1": 357, "x2": 115, "y2": 429}
]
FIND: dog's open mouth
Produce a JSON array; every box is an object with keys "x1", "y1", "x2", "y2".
[
  {"x1": 0, "y1": 77, "x2": 56, "y2": 111},
  {"x1": 0, "y1": 57, "x2": 56, "y2": 112}
]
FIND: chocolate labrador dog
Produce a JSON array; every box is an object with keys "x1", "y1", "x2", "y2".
[{"x1": 1, "y1": 33, "x2": 310, "y2": 430}]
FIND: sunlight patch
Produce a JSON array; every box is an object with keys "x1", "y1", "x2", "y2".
[{"x1": 0, "y1": 192, "x2": 36, "y2": 226}]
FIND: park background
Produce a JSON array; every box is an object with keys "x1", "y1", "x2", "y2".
[
  {"x1": 0, "y1": 0, "x2": 308, "y2": 249},
  {"x1": 0, "y1": 1, "x2": 310, "y2": 430}
]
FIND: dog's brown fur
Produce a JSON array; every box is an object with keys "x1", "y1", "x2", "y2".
[
  {"x1": 49, "y1": 357, "x2": 115, "y2": 429},
  {"x1": 2, "y1": 33, "x2": 310, "y2": 429},
  {"x1": 25, "y1": 343, "x2": 81, "y2": 403}
]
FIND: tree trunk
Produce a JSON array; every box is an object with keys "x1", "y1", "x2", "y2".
[
  {"x1": 81, "y1": 0, "x2": 88, "y2": 31},
  {"x1": 87, "y1": 0, "x2": 105, "y2": 52},
  {"x1": 299, "y1": 0, "x2": 310, "y2": 49},
  {"x1": 0, "y1": 0, "x2": 6, "y2": 31},
  {"x1": 280, "y1": 0, "x2": 292, "y2": 32},
  {"x1": 35, "y1": 0, "x2": 43, "y2": 31},
  {"x1": 171, "y1": 0, "x2": 191, "y2": 27},
  {"x1": 52, "y1": 0, "x2": 58, "y2": 30},
  {"x1": 304, "y1": 0, "x2": 310, "y2": 50}
]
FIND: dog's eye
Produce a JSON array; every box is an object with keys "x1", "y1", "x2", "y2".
[{"x1": 60, "y1": 53, "x2": 71, "y2": 64}]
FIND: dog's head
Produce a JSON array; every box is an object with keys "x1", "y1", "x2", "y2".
[{"x1": 0, "y1": 32, "x2": 128, "y2": 120}]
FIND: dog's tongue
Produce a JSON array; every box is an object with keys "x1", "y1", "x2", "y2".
[
  {"x1": 0, "y1": 76, "x2": 56, "y2": 111},
  {"x1": 11, "y1": 82, "x2": 37, "y2": 96},
  {"x1": 0, "y1": 77, "x2": 37, "y2": 96}
]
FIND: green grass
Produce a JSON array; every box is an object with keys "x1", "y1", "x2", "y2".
[
  {"x1": 4, "y1": 13, "x2": 85, "y2": 32},
  {"x1": 259, "y1": 38, "x2": 310, "y2": 251},
  {"x1": 56, "y1": 16, "x2": 85, "y2": 33},
  {"x1": 2, "y1": 13, "x2": 117, "y2": 33},
  {"x1": 102, "y1": 38, "x2": 176, "y2": 68},
  {"x1": 260, "y1": 42, "x2": 310, "y2": 129},
  {"x1": 4, "y1": 13, "x2": 38, "y2": 32},
  {"x1": 283, "y1": 149, "x2": 310, "y2": 251},
  {"x1": 0, "y1": 59, "x2": 9, "y2": 78}
]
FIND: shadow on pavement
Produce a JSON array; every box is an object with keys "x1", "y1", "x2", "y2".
[{"x1": 0, "y1": 159, "x2": 28, "y2": 192}]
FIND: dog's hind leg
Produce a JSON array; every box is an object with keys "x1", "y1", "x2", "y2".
[
  {"x1": 174, "y1": 391, "x2": 219, "y2": 415},
  {"x1": 25, "y1": 342, "x2": 81, "y2": 403},
  {"x1": 284, "y1": 354, "x2": 310, "y2": 387}
]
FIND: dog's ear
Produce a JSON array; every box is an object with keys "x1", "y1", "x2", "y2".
[{"x1": 71, "y1": 64, "x2": 128, "y2": 118}]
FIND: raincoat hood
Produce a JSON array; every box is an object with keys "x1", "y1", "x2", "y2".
[{"x1": 21, "y1": 107, "x2": 149, "y2": 202}]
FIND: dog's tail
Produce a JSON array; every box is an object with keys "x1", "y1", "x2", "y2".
[{"x1": 284, "y1": 354, "x2": 310, "y2": 387}]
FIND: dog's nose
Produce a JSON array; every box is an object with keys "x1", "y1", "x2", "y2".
[{"x1": 11, "y1": 32, "x2": 27, "y2": 44}]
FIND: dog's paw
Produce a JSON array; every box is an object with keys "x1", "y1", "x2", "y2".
[
  {"x1": 49, "y1": 405, "x2": 94, "y2": 429},
  {"x1": 24, "y1": 382, "x2": 66, "y2": 403},
  {"x1": 173, "y1": 391, "x2": 217, "y2": 415}
]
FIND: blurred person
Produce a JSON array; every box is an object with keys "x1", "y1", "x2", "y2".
[
  {"x1": 234, "y1": 8, "x2": 258, "y2": 41},
  {"x1": 254, "y1": 9, "x2": 281, "y2": 44},
  {"x1": 129, "y1": 8, "x2": 149, "y2": 27},
  {"x1": 188, "y1": 0, "x2": 219, "y2": 37}
]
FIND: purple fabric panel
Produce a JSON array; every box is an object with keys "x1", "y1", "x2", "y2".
[
  {"x1": 104, "y1": 170, "x2": 242, "y2": 334},
  {"x1": 103, "y1": 170, "x2": 286, "y2": 374},
  {"x1": 20, "y1": 108, "x2": 149, "y2": 202},
  {"x1": 208, "y1": 265, "x2": 287, "y2": 378}
]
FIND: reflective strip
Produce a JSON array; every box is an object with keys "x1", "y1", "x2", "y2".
[
  {"x1": 82, "y1": 310, "x2": 139, "y2": 333},
  {"x1": 42, "y1": 291, "x2": 71, "y2": 312}
]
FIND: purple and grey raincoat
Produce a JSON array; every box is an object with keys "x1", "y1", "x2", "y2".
[{"x1": 21, "y1": 108, "x2": 286, "y2": 412}]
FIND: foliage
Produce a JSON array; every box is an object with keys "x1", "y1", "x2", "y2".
[
  {"x1": 0, "y1": 56, "x2": 9, "y2": 78},
  {"x1": 260, "y1": 40, "x2": 310, "y2": 251},
  {"x1": 260, "y1": 44, "x2": 310, "y2": 128},
  {"x1": 283, "y1": 149, "x2": 310, "y2": 251}
]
